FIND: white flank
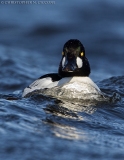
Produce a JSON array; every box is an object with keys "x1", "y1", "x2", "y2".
[{"x1": 22, "y1": 77, "x2": 58, "y2": 97}]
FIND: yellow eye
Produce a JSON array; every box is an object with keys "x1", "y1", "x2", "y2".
[
  {"x1": 62, "y1": 51, "x2": 64, "y2": 55},
  {"x1": 80, "y1": 52, "x2": 84, "y2": 56}
]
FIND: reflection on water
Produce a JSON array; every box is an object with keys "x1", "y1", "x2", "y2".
[
  {"x1": 43, "y1": 99, "x2": 98, "y2": 140},
  {"x1": 42, "y1": 89, "x2": 122, "y2": 141},
  {"x1": 53, "y1": 99, "x2": 98, "y2": 114},
  {"x1": 0, "y1": 0, "x2": 124, "y2": 159},
  {"x1": 50, "y1": 123, "x2": 88, "y2": 141}
]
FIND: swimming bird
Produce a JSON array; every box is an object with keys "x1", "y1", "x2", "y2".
[{"x1": 22, "y1": 39, "x2": 101, "y2": 98}]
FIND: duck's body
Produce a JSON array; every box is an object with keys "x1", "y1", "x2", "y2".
[
  {"x1": 22, "y1": 73, "x2": 61, "y2": 97},
  {"x1": 58, "y1": 77, "x2": 100, "y2": 92},
  {"x1": 22, "y1": 39, "x2": 102, "y2": 98},
  {"x1": 22, "y1": 76, "x2": 101, "y2": 97}
]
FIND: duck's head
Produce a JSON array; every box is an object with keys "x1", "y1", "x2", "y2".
[{"x1": 58, "y1": 39, "x2": 91, "y2": 77}]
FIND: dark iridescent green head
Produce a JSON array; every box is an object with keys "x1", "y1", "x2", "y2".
[
  {"x1": 58, "y1": 39, "x2": 90, "y2": 77},
  {"x1": 62, "y1": 39, "x2": 85, "y2": 58}
]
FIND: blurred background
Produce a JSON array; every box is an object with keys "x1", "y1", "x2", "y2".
[
  {"x1": 0, "y1": 0, "x2": 124, "y2": 92},
  {"x1": 0, "y1": 1, "x2": 124, "y2": 160}
]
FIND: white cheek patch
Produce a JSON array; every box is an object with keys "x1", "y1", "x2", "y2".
[
  {"x1": 62, "y1": 57, "x2": 65, "y2": 67},
  {"x1": 76, "y1": 57, "x2": 83, "y2": 68}
]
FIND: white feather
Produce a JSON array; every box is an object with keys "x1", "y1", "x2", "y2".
[
  {"x1": 22, "y1": 77, "x2": 58, "y2": 97},
  {"x1": 76, "y1": 57, "x2": 83, "y2": 68},
  {"x1": 57, "y1": 77, "x2": 101, "y2": 93},
  {"x1": 62, "y1": 57, "x2": 65, "y2": 67},
  {"x1": 22, "y1": 76, "x2": 101, "y2": 98}
]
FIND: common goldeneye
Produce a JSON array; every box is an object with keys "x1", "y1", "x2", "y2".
[{"x1": 22, "y1": 39, "x2": 102, "y2": 98}]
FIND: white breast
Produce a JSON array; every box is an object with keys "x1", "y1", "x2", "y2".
[
  {"x1": 39, "y1": 77, "x2": 103, "y2": 101},
  {"x1": 57, "y1": 77, "x2": 101, "y2": 93},
  {"x1": 22, "y1": 76, "x2": 102, "y2": 100}
]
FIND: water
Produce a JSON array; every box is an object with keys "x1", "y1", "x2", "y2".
[{"x1": 0, "y1": 0, "x2": 124, "y2": 159}]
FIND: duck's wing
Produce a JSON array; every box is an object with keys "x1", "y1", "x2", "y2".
[{"x1": 22, "y1": 73, "x2": 62, "y2": 97}]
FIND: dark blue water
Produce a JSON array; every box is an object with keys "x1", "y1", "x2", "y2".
[{"x1": 0, "y1": 0, "x2": 124, "y2": 159}]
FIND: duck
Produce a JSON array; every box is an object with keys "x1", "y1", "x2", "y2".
[{"x1": 22, "y1": 39, "x2": 102, "y2": 98}]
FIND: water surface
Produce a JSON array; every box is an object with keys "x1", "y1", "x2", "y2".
[{"x1": 0, "y1": 0, "x2": 124, "y2": 159}]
